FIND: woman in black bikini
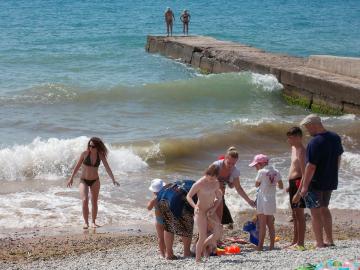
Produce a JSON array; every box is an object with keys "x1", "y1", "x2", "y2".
[
  {"x1": 67, "y1": 137, "x2": 119, "y2": 229},
  {"x1": 180, "y1": 9, "x2": 191, "y2": 35}
]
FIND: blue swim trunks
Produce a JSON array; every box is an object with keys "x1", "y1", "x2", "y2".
[{"x1": 303, "y1": 191, "x2": 320, "y2": 209}]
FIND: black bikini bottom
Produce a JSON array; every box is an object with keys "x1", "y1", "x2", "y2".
[{"x1": 81, "y1": 178, "x2": 99, "y2": 187}]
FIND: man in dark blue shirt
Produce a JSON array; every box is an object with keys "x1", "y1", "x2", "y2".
[{"x1": 299, "y1": 114, "x2": 343, "y2": 248}]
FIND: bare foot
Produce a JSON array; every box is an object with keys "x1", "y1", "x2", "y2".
[
  {"x1": 91, "y1": 223, "x2": 100, "y2": 228},
  {"x1": 83, "y1": 224, "x2": 89, "y2": 229}
]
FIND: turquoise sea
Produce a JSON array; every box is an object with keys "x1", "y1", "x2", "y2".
[{"x1": 0, "y1": 0, "x2": 359, "y2": 230}]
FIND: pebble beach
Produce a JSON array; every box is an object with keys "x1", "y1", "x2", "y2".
[
  {"x1": 1, "y1": 209, "x2": 359, "y2": 270},
  {"x1": 2, "y1": 239, "x2": 360, "y2": 270}
]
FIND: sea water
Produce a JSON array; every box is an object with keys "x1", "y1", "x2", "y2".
[{"x1": 0, "y1": 0, "x2": 359, "y2": 230}]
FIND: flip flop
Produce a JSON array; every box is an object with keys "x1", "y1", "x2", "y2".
[
  {"x1": 289, "y1": 245, "x2": 306, "y2": 251},
  {"x1": 295, "y1": 263, "x2": 316, "y2": 270}
]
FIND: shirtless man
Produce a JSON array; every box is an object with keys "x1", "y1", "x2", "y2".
[
  {"x1": 180, "y1": 9, "x2": 191, "y2": 35},
  {"x1": 186, "y1": 164, "x2": 223, "y2": 262},
  {"x1": 164, "y1": 7, "x2": 175, "y2": 36},
  {"x1": 286, "y1": 127, "x2": 306, "y2": 249}
]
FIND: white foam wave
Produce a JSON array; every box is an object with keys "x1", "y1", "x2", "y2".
[
  {"x1": 107, "y1": 146, "x2": 148, "y2": 174},
  {"x1": 227, "y1": 117, "x2": 278, "y2": 127},
  {"x1": 141, "y1": 143, "x2": 165, "y2": 163},
  {"x1": 250, "y1": 73, "x2": 283, "y2": 91},
  {"x1": 0, "y1": 187, "x2": 150, "y2": 229},
  {"x1": 322, "y1": 114, "x2": 358, "y2": 122},
  {"x1": 0, "y1": 137, "x2": 147, "y2": 181},
  {"x1": 198, "y1": 71, "x2": 283, "y2": 92},
  {"x1": 342, "y1": 152, "x2": 360, "y2": 174}
]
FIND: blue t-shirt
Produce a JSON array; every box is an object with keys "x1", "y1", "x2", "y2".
[
  {"x1": 306, "y1": 131, "x2": 344, "y2": 191},
  {"x1": 157, "y1": 179, "x2": 196, "y2": 218}
]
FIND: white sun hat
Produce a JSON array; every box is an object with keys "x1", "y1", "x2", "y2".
[{"x1": 149, "y1": 178, "x2": 165, "y2": 192}]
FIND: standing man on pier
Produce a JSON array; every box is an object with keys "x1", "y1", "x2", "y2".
[
  {"x1": 298, "y1": 114, "x2": 343, "y2": 248},
  {"x1": 180, "y1": 9, "x2": 191, "y2": 35},
  {"x1": 164, "y1": 7, "x2": 175, "y2": 37}
]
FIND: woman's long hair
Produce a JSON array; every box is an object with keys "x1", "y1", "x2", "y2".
[{"x1": 88, "y1": 137, "x2": 108, "y2": 158}]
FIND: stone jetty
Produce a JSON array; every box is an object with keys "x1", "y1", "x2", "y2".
[{"x1": 146, "y1": 35, "x2": 360, "y2": 114}]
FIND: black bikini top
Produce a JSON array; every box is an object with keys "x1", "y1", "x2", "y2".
[{"x1": 83, "y1": 152, "x2": 101, "y2": 167}]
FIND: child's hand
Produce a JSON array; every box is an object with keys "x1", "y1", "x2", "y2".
[{"x1": 285, "y1": 187, "x2": 289, "y2": 193}]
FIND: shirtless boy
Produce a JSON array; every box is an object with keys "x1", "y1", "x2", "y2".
[
  {"x1": 186, "y1": 164, "x2": 223, "y2": 262},
  {"x1": 164, "y1": 7, "x2": 175, "y2": 36},
  {"x1": 286, "y1": 127, "x2": 306, "y2": 249}
]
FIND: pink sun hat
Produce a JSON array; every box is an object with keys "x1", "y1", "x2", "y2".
[{"x1": 249, "y1": 154, "x2": 269, "y2": 167}]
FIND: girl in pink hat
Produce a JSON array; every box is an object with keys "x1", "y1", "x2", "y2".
[{"x1": 249, "y1": 154, "x2": 283, "y2": 251}]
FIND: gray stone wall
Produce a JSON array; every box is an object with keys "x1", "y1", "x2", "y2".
[{"x1": 146, "y1": 35, "x2": 360, "y2": 114}]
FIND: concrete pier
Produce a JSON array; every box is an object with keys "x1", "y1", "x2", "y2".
[{"x1": 146, "y1": 35, "x2": 360, "y2": 114}]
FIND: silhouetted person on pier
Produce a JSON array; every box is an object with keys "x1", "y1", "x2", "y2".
[
  {"x1": 164, "y1": 7, "x2": 175, "y2": 37},
  {"x1": 180, "y1": 10, "x2": 191, "y2": 36}
]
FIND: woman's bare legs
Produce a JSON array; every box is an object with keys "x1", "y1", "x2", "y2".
[
  {"x1": 90, "y1": 180, "x2": 100, "y2": 227},
  {"x1": 181, "y1": 236, "x2": 192, "y2": 257},
  {"x1": 79, "y1": 181, "x2": 89, "y2": 228}
]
